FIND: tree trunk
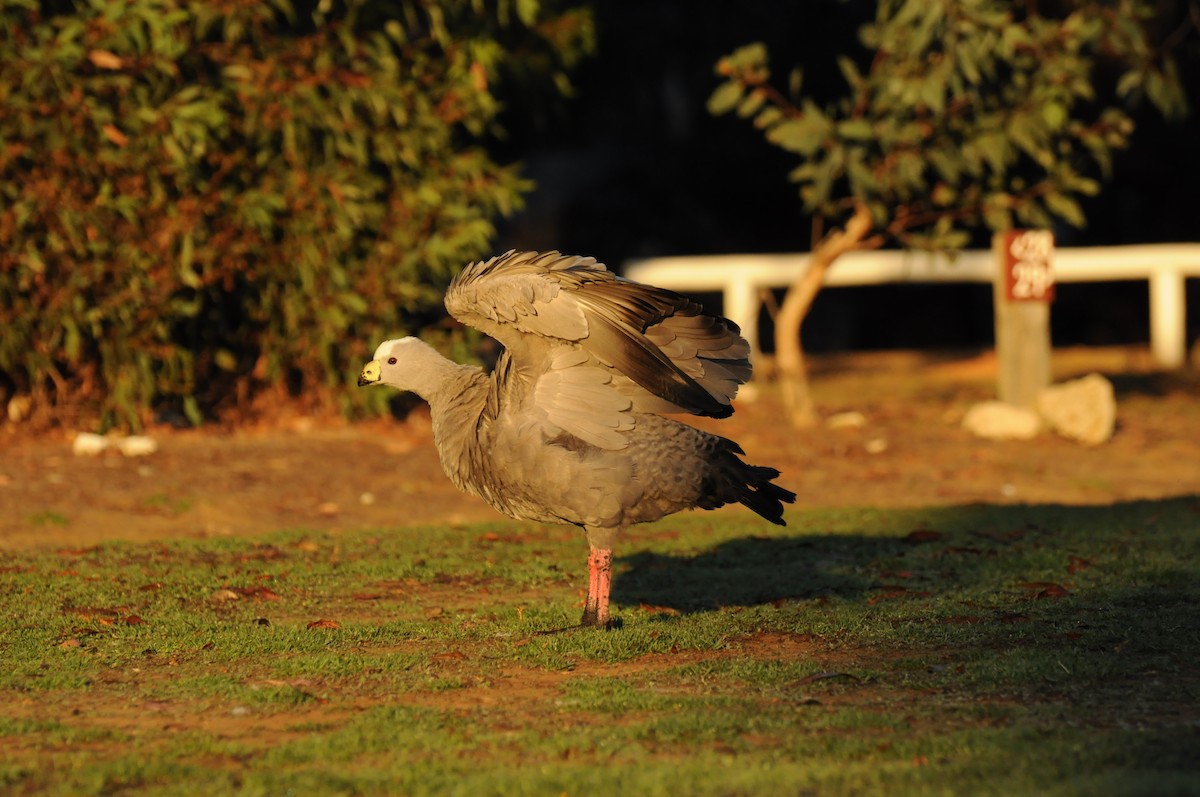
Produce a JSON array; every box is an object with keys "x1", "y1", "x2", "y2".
[{"x1": 775, "y1": 202, "x2": 878, "y2": 427}]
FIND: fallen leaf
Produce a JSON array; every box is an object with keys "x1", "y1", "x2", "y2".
[
  {"x1": 792, "y1": 671, "x2": 860, "y2": 686},
  {"x1": 211, "y1": 589, "x2": 241, "y2": 602},
  {"x1": 306, "y1": 619, "x2": 340, "y2": 630},
  {"x1": 57, "y1": 638, "x2": 82, "y2": 649},
  {"x1": 639, "y1": 603, "x2": 681, "y2": 616},
  {"x1": 869, "y1": 586, "x2": 931, "y2": 604},
  {"x1": 1020, "y1": 582, "x2": 1070, "y2": 599},
  {"x1": 972, "y1": 528, "x2": 1025, "y2": 543},
  {"x1": 124, "y1": 615, "x2": 145, "y2": 625},
  {"x1": 237, "y1": 586, "x2": 281, "y2": 601},
  {"x1": 903, "y1": 529, "x2": 942, "y2": 544},
  {"x1": 1067, "y1": 556, "x2": 1091, "y2": 574}
]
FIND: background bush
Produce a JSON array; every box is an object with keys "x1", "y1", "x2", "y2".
[{"x1": 0, "y1": 0, "x2": 593, "y2": 430}]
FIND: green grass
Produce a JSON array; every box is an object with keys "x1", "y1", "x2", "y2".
[{"x1": 1, "y1": 498, "x2": 1198, "y2": 796}]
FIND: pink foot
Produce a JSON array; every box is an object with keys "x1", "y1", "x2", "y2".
[{"x1": 581, "y1": 547, "x2": 614, "y2": 628}]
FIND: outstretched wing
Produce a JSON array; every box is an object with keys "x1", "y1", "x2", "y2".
[{"x1": 445, "y1": 250, "x2": 751, "y2": 424}]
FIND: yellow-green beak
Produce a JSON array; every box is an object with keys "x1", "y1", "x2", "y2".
[{"x1": 357, "y1": 359, "x2": 382, "y2": 387}]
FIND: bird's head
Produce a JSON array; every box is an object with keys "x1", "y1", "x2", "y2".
[
  {"x1": 357, "y1": 337, "x2": 444, "y2": 394},
  {"x1": 358, "y1": 337, "x2": 411, "y2": 388}
]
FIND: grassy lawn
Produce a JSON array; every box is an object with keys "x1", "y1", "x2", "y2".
[{"x1": 1, "y1": 498, "x2": 1198, "y2": 796}]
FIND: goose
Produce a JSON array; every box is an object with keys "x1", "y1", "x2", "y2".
[{"x1": 358, "y1": 250, "x2": 796, "y2": 627}]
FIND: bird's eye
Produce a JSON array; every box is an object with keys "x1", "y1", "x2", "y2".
[{"x1": 387, "y1": 357, "x2": 397, "y2": 365}]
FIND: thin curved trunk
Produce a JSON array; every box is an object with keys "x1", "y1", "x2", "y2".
[{"x1": 775, "y1": 202, "x2": 879, "y2": 427}]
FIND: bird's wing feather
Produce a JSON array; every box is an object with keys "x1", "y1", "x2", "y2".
[
  {"x1": 533, "y1": 348, "x2": 634, "y2": 450},
  {"x1": 446, "y1": 250, "x2": 752, "y2": 419}
]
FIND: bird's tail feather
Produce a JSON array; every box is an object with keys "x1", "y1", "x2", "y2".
[
  {"x1": 700, "y1": 438, "x2": 797, "y2": 525},
  {"x1": 735, "y1": 465, "x2": 796, "y2": 526}
]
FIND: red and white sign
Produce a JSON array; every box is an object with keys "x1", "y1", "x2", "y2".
[{"x1": 1002, "y1": 229, "x2": 1055, "y2": 302}]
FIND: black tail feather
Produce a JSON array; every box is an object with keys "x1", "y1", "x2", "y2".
[
  {"x1": 700, "y1": 438, "x2": 797, "y2": 525},
  {"x1": 737, "y1": 465, "x2": 797, "y2": 526}
]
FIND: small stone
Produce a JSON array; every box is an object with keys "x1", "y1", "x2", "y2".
[
  {"x1": 1036, "y1": 373, "x2": 1116, "y2": 445},
  {"x1": 116, "y1": 436, "x2": 158, "y2": 457},
  {"x1": 7, "y1": 395, "x2": 32, "y2": 423},
  {"x1": 827, "y1": 411, "x2": 867, "y2": 430},
  {"x1": 72, "y1": 433, "x2": 110, "y2": 457},
  {"x1": 962, "y1": 401, "x2": 1042, "y2": 441},
  {"x1": 864, "y1": 437, "x2": 888, "y2": 454},
  {"x1": 359, "y1": 492, "x2": 376, "y2": 506},
  {"x1": 736, "y1": 382, "x2": 761, "y2": 404}
]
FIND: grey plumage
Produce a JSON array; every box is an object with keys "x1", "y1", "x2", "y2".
[{"x1": 359, "y1": 250, "x2": 796, "y2": 627}]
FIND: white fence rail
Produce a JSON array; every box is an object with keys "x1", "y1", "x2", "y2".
[{"x1": 625, "y1": 244, "x2": 1200, "y2": 368}]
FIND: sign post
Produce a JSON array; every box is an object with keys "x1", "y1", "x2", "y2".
[{"x1": 993, "y1": 230, "x2": 1055, "y2": 407}]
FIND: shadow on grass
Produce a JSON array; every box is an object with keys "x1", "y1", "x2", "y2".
[
  {"x1": 614, "y1": 496, "x2": 1200, "y2": 731},
  {"x1": 614, "y1": 495, "x2": 1200, "y2": 616},
  {"x1": 614, "y1": 533, "x2": 886, "y2": 612}
]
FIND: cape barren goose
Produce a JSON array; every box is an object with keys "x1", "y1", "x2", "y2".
[{"x1": 358, "y1": 250, "x2": 795, "y2": 627}]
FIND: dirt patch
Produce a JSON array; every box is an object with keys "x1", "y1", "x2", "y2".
[{"x1": 2, "y1": 347, "x2": 1198, "y2": 553}]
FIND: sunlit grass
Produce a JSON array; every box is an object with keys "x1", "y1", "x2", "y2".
[{"x1": 1, "y1": 498, "x2": 1198, "y2": 795}]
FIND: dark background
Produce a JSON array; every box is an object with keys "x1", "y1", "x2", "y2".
[{"x1": 493, "y1": 1, "x2": 1200, "y2": 354}]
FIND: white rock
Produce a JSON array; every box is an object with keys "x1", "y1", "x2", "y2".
[
  {"x1": 7, "y1": 395, "x2": 32, "y2": 423},
  {"x1": 736, "y1": 382, "x2": 760, "y2": 404},
  {"x1": 116, "y1": 436, "x2": 158, "y2": 457},
  {"x1": 826, "y1": 411, "x2": 867, "y2": 430},
  {"x1": 962, "y1": 401, "x2": 1042, "y2": 441},
  {"x1": 1036, "y1": 373, "x2": 1116, "y2": 445},
  {"x1": 73, "y1": 433, "x2": 110, "y2": 457}
]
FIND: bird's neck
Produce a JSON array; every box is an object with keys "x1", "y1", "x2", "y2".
[{"x1": 425, "y1": 363, "x2": 491, "y2": 496}]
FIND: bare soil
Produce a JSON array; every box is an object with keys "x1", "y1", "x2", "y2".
[{"x1": 2, "y1": 347, "x2": 1199, "y2": 552}]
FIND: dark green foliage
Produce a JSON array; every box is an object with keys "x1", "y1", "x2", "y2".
[
  {"x1": 710, "y1": 0, "x2": 1187, "y2": 249},
  {"x1": 0, "y1": 0, "x2": 593, "y2": 429}
]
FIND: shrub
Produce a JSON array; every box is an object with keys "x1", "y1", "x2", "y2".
[{"x1": 0, "y1": 0, "x2": 593, "y2": 429}]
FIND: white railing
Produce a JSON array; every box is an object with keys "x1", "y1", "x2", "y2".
[{"x1": 625, "y1": 243, "x2": 1200, "y2": 368}]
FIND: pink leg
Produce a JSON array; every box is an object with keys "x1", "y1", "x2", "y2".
[{"x1": 581, "y1": 547, "x2": 613, "y2": 627}]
